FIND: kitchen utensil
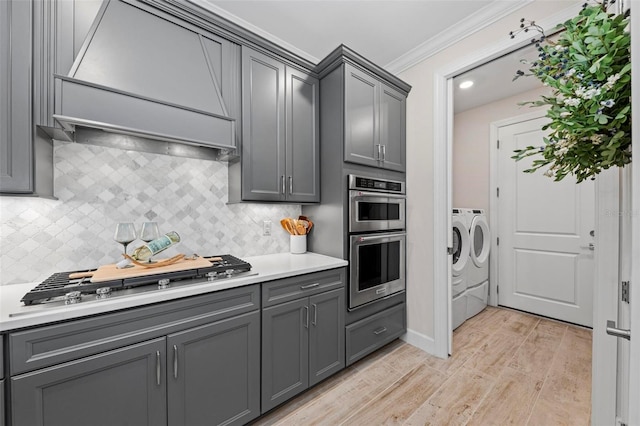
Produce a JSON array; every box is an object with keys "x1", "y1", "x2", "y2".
[{"x1": 280, "y1": 218, "x2": 296, "y2": 235}]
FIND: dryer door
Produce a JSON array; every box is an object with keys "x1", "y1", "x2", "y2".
[
  {"x1": 452, "y1": 217, "x2": 470, "y2": 275},
  {"x1": 470, "y1": 215, "x2": 490, "y2": 267}
]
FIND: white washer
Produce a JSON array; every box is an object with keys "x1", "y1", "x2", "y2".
[
  {"x1": 466, "y1": 209, "x2": 490, "y2": 287},
  {"x1": 465, "y1": 209, "x2": 490, "y2": 319},
  {"x1": 451, "y1": 208, "x2": 471, "y2": 329}
]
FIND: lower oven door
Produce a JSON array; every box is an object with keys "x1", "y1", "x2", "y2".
[{"x1": 349, "y1": 232, "x2": 406, "y2": 310}]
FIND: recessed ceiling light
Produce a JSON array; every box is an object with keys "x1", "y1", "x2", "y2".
[{"x1": 459, "y1": 80, "x2": 474, "y2": 89}]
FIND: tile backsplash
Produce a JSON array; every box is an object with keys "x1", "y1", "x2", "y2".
[{"x1": 0, "y1": 141, "x2": 300, "y2": 285}]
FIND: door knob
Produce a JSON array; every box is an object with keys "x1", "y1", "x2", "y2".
[
  {"x1": 580, "y1": 242, "x2": 595, "y2": 251},
  {"x1": 606, "y1": 320, "x2": 631, "y2": 340}
]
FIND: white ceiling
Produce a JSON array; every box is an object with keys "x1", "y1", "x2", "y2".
[
  {"x1": 189, "y1": 0, "x2": 538, "y2": 110},
  {"x1": 453, "y1": 42, "x2": 542, "y2": 113}
]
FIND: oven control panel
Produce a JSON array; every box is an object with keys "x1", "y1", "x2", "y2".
[{"x1": 349, "y1": 175, "x2": 405, "y2": 194}]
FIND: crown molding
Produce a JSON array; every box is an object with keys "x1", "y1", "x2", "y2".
[
  {"x1": 187, "y1": 0, "x2": 320, "y2": 64},
  {"x1": 384, "y1": 0, "x2": 534, "y2": 75}
]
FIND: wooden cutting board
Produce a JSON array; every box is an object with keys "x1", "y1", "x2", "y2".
[{"x1": 69, "y1": 256, "x2": 218, "y2": 283}]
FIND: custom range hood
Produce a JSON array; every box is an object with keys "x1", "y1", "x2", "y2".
[{"x1": 52, "y1": 0, "x2": 239, "y2": 156}]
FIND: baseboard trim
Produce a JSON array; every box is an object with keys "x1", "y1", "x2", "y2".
[{"x1": 401, "y1": 328, "x2": 438, "y2": 357}]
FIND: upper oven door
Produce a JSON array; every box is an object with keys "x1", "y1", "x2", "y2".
[{"x1": 349, "y1": 191, "x2": 406, "y2": 233}]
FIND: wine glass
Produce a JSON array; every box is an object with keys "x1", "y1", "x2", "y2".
[
  {"x1": 139, "y1": 222, "x2": 160, "y2": 262},
  {"x1": 114, "y1": 223, "x2": 137, "y2": 266}
]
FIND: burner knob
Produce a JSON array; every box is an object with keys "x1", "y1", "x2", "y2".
[
  {"x1": 225, "y1": 269, "x2": 234, "y2": 277},
  {"x1": 158, "y1": 278, "x2": 170, "y2": 289},
  {"x1": 65, "y1": 291, "x2": 82, "y2": 305},
  {"x1": 96, "y1": 287, "x2": 111, "y2": 299},
  {"x1": 206, "y1": 272, "x2": 218, "y2": 280}
]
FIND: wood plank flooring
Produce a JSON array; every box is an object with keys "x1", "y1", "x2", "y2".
[{"x1": 251, "y1": 306, "x2": 592, "y2": 426}]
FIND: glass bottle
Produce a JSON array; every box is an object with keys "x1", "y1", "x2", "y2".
[{"x1": 131, "y1": 231, "x2": 180, "y2": 261}]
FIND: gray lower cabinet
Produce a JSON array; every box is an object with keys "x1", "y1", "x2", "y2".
[
  {"x1": 167, "y1": 311, "x2": 260, "y2": 426},
  {"x1": 11, "y1": 338, "x2": 168, "y2": 426},
  {"x1": 230, "y1": 46, "x2": 319, "y2": 203},
  {"x1": 9, "y1": 285, "x2": 261, "y2": 426},
  {"x1": 0, "y1": 378, "x2": 4, "y2": 426},
  {"x1": 262, "y1": 287, "x2": 344, "y2": 412},
  {"x1": 345, "y1": 302, "x2": 406, "y2": 366}
]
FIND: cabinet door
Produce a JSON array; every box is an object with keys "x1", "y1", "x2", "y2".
[
  {"x1": 33, "y1": 0, "x2": 103, "y2": 128},
  {"x1": 309, "y1": 289, "x2": 345, "y2": 386},
  {"x1": 242, "y1": 47, "x2": 286, "y2": 201},
  {"x1": 0, "y1": 0, "x2": 33, "y2": 193},
  {"x1": 1, "y1": 379, "x2": 4, "y2": 426},
  {"x1": 11, "y1": 338, "x2": 167, "y2": 426},
  {"x1": 286, "y1": 67, "x2": 320, "y2": 202},
  {"x1": 262, "y1": 298, "x2": 309, "y2": 412},
  {"x1": 344, "y1": 64, "x2": 379, "y2": 168},
  {"x1": 167, "y1": 311, "x2": 260, "y2": 426},
  {"x1": 379, "y1": 83, "x2": 406, "y2": 172}
]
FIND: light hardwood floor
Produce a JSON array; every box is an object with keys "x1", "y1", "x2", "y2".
[{"x1": 251, "y1": 306, "x2": 592, "y2": 426}]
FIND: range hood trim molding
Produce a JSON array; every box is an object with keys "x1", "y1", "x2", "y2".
[{"x1": 54, "y1": 74, "x2": 237, "y2": 151}]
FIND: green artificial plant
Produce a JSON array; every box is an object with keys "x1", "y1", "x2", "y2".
[{"x1": 510, "y1": 0, "x2": 631, "y2": 183}]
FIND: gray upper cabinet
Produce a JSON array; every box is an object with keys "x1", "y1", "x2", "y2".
[
  {"x1": 231, "y1": 46, "x2": 319, "y2": 203},
  {"x1": 344, "y1": 65, "x2": 379, "y2": 169},
  {"x1": 316, "y1": 45, "x2": 411, "y2": 174},
  {"x1": 344, "y1": 63, "x2": 406, "y2": 172},
  {"x1": 11, "y1": 338, "x2": 168, "y2": 426},
  {"x1": 379, "y1": 83, "x2": 406, "y2": 171},
  {"x1": 1, "y1": 0, "x2": 101, "y2": 195},
  {"x1": 240, "y1": 47, "x2": 286, "y2": 201},
  {"x1": 1, "y1": 0, "x2": 34, "y2": 193}
]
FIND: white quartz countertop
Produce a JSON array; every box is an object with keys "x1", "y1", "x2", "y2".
[{"x1": 0, "y1": 252, "x2": 347, "y2": 332}]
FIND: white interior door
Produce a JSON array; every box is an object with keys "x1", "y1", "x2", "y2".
[{"x1": 496, "y1": 115, "x2": 595, "y2": 327}]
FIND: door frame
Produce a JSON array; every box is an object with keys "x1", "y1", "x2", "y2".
[
  {"x1": 434, "y1": 2, "x2": 638, "y2": 424},
  {"x1": 628, "y1": 2, "x2": 639, "y2": 423},
  {"x1": 432, "y1": 2, "x2": 582, "y2": 359}
]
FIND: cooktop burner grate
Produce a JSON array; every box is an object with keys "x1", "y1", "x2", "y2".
[{"x1": 21, "y1": 255, "x2": 252, "y2": 305}]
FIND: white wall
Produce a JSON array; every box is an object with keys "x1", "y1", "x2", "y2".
[
  {"x1": 399, "y1": 0, "x2": 576, "y2": 344},
  {"x1": 452, "y1": 86, "x2": 552, "y2": 217}
]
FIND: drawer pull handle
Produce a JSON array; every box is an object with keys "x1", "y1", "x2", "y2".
[
  {"x1": 156, "y1": 351, "x2": 161, "y2": 386},
  {"x1": 173, "y1": 345, "x2": 178, "y2": 379},
  {"x1": 373, "y1": 327, "x2": 388, "y2": 335},
  {"x1": 300, "y1": 283, "x2": 320, "y2": 290}
]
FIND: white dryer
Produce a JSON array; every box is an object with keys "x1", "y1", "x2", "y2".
[
  {"x1": 451, "y1": 208, "x2": 471, "y2": 329},
  {"x1": 465, "y1": 209, "x2": 490, "y2": 319}
]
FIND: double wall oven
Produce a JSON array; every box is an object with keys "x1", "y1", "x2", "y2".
[{"x1": 348, "y1": 175, "x2": 406, "y2": 310}]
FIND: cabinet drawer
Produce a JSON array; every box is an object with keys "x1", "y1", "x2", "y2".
[
  {"x1": 345, "y1": 303, "x2": 405, "y2": 366},
  {"x1": 9, "y1": 285, "x2": 259, "y2": 375},
  {"x1": 262, "y1": 268, "x2": 345, "y2": 307}
]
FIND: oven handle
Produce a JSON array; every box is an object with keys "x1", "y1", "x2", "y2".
[
  {"x1": 351, "y1": 191, "x2": 406, "y2": 199},
  {"x1": 356, "y1": 232, "x2": 406, "y2": 242}
]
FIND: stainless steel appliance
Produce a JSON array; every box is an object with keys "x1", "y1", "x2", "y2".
[
  {"x1": 20, "y1": 254, "x2": 255, "y2": 306},
  {"x1": 348, "y1": 174, "x2": 406, "y2": 310},
  {"x1": 349, "y1": 175, "x2": 405, "y2": 233}
]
